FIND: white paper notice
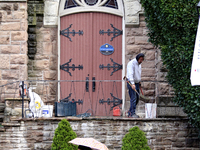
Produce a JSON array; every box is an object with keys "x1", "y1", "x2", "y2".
[{"x1": 190, "y1": 17, "x2": 200, "y2": 86}]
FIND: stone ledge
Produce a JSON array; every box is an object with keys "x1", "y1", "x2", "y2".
[
  {"x1": 10, "y1": 116, "x2": 189, "y2": 122},
  {"x1": 0, "y1": 127, "x2": 5, "y2": 132},
  {"x1": 0, "y1": 0, "x2": 27, "y2": 1},
  {"x1": 11, "y1": 116, "x2": 83, "y2": 121},
  {"x1": 5, "y1": 98, "x2": 30, "y2": 101},
  {"x1": 82, "y1": 116, "x2": 189, "y2": 122},
  {"x1": 2, "y1": 122, "x2": 20, "y2": 126}
]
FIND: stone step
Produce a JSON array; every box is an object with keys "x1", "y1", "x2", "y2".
[
  {"x1": 0, "y1": 103, "x2": 4, "y2": 106},
  {"x1": 0, "y1": 105, "x2": 5, "y2": 112},
  {"x1": 156, "y1": 96, "x2": 187, "y2": 117},
  {"x1": 126, "y1": 97, "x2": 187, "y2": 118},
  {"x1": 157, "y1": 107, "x2": 187, "y2": 118},
  {"x1": 0, "y1": 112, "x2": 4, "y2": 118},
  {"x1": 0, "y1": 126, "x2": 5, "y2": 132}
]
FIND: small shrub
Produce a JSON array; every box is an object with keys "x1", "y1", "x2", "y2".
[
  {"x1": 51, "y1": 119, "x2": 78, "y2": 150},
  {"x1": 122, "y1": 126, "x2": 151, "y2": 150}
]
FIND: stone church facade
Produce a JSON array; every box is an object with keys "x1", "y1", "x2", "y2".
[
  {"x1": 0, "y1": 0, "x2": 181, "y2": 117},
  {"x1": 1, "y1": 1, "x2": 200, "y2": 150}
]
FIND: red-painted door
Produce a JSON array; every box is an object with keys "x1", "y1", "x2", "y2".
[{"x1": 60, "y1": 12, "x2": 122, "y2": 116}]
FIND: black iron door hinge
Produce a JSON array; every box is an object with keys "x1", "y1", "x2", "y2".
[
  {"x1": 60, "y1": 59, "x2": 83, "y2": 76},
  {"x1": 99, "y1": 24, "x2": 122, "y2": 41},
  {"x1": 60, "y1": 93, "x2": 83, "y2": 105},
  {"x1": 60, "y1": 24, "x2": 83, "y2": 42},
  {"x1": 99, "y1": 93, "x2": 122, "y2": 110},
  {"x1": 99, "y1": 58, "x2": 122, "y2": 76}
]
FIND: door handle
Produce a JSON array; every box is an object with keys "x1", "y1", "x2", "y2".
[
  {"x1": 86, "y1": 77, "x2": 89, "y2": 92},
  {"x1": 92, "y1": 77, "x2": 95, "y2": 92}
]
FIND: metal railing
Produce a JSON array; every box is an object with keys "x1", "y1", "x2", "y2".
[{"x1": 0, "y1": 79, "x2": 184, "y2": 118}]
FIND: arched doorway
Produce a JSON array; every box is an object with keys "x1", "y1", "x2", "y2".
[{"x1": 58, "y1": 0, "x2": 125, "y2": 116}]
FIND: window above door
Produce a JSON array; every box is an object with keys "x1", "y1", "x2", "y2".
[
  {"x1": 64, "y1": 0, "x2": 118, "y2": 9},
  {"x1": 59, "y1": 0, "x2": 123, "y2": 17}
]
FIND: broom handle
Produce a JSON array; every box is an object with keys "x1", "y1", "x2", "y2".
[
  {"x1": 123, "y1": 76, "x2": 140, "y2": 96},
  {"x1": 139, "y1": 86, "x2": 144, "y2": 95}
]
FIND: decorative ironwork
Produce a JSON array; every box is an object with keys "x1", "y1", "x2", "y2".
[
  {"x1": 60, "y1": 24, "x2": 83, "y2": 42},
  {"x1": 92, "y1": 77, "x2": 95, "y2": 92},
  {"x1": 72, "y1": 99, "x2": 83, "y2": 105},
  {"x1": 99, "y1": 58, "x2": 122, "y2": 76},
  {"x1": 86, "y1": 77, "x2": 89, "y2": 92},
  {"x1": 60, "y1": 93, "x2": 72, "y2": 102},
  {"x1": 60, "y1": 93, "x2": 83, "y2": 105},
  {"x1": 99, "y1": 24, "x2": 122, "y2": 41},
  {"x1": 99, "y1": 93, "x2": 122, "y2": 110},
  {"x1": 60, "y1": 59, "x2": 83, "y2": 76}
]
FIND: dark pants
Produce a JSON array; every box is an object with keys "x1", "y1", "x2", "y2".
[{"x1": 127, "y1": 83, "x2": 140, "y2": 116}]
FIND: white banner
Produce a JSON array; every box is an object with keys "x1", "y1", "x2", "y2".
[{"x1": 190, "y1": 17, "x2": 200, "y2": 86}]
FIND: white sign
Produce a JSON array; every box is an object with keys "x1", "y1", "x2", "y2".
[{"x1": 190, "y1": 17, "x2": 200, "y2": 86}]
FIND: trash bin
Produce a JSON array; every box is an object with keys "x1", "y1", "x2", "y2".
[{"x1": 55, "y1": 101, "x2": 76, "y2": 117}]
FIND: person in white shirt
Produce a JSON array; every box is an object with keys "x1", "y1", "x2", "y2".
[{"x1": 126, "y1": 53, "x2": 144, "y2": 118}]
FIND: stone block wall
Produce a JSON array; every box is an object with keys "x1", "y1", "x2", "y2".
[
  {"x1": 124, "y1": 14, "x2": 185, "y2": 118},
  {"x1": 27, "y1": 0, "x2": 58, "y2": 104},
  {"x1": 125, "y1": 15, "x2": 173, "y2": 100},
  {"x1": 3, "y1": 98, "x2": 30, "y2": 122},
  {"x1": 0, "y1": 118, "x2": 199, "y2": 150},
  {"x1": 125, "y1": 15, "x2": 157, "y2": 105},
  {"x1": 0, "y1": 0, "x2": 28, "y2": 101},
  {"x1": 27, "y1": 0, "x2": 58, "y2": 82},
  {"x1": 30, "y1": 27, "x2": 58, "y2": 80}
]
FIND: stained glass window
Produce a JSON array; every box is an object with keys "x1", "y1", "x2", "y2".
[
  {"x1": 85, "y1": 0, "x2": 98, "y2": 5},
  {"x1": 64, "y1": 0, "x2": 118, "y2": 9},
  {"x1": 102, "y1": 0, "x2": 118, "y2": 9},
  {"x1": 64, "y1": 0, "x2": 79, "y2": 9}
]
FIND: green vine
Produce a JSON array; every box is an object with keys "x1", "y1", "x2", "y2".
[{"x1": 140, "y1": 0, "x2": 200, "y2": 129}]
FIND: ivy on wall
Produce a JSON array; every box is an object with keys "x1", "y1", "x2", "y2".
[{"x1": 140, "y1": 0, "x2": 200, "y2": 129}]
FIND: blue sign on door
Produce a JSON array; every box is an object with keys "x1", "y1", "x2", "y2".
[{"x1": 100, "y1": 43, "x2": 114, "y2": 55}]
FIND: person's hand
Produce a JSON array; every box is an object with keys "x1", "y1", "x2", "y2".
[{"x1": 131, "y1": 84, "x2": 136, "y2": 91}]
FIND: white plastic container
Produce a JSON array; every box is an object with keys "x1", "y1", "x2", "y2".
[
  {"x1": 145, "y1": 103, "x2": 157, "y2": 118},
  {"x1": 33, "y1": 109, "x2": 43, "y2": 118},
  {"x1": 42, "y1": 105, "x2": 53, "y2": 118}
]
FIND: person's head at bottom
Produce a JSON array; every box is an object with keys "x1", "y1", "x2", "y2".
[{"x1": 78, "y1": 145, "x2": 92, "y2": 150}]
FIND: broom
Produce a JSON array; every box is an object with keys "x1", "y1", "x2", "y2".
[{"x1": 123, "y1": 76, "x2": 152, "y2": 102}]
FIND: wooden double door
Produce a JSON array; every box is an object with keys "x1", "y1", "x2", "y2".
[{"x1": 60, "y1": 12, "x2": 122, "y2": 116}]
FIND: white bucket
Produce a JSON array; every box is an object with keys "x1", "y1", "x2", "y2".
[
  {"x1": 42, "y1": 105, "x2": 53, "y2": 118},
  {"x1": 34, "y1": 109, "x2": 43, "y2": 118},
  {"x1": 145, "y1": 103, "x2": 157, "y2": 118}
]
